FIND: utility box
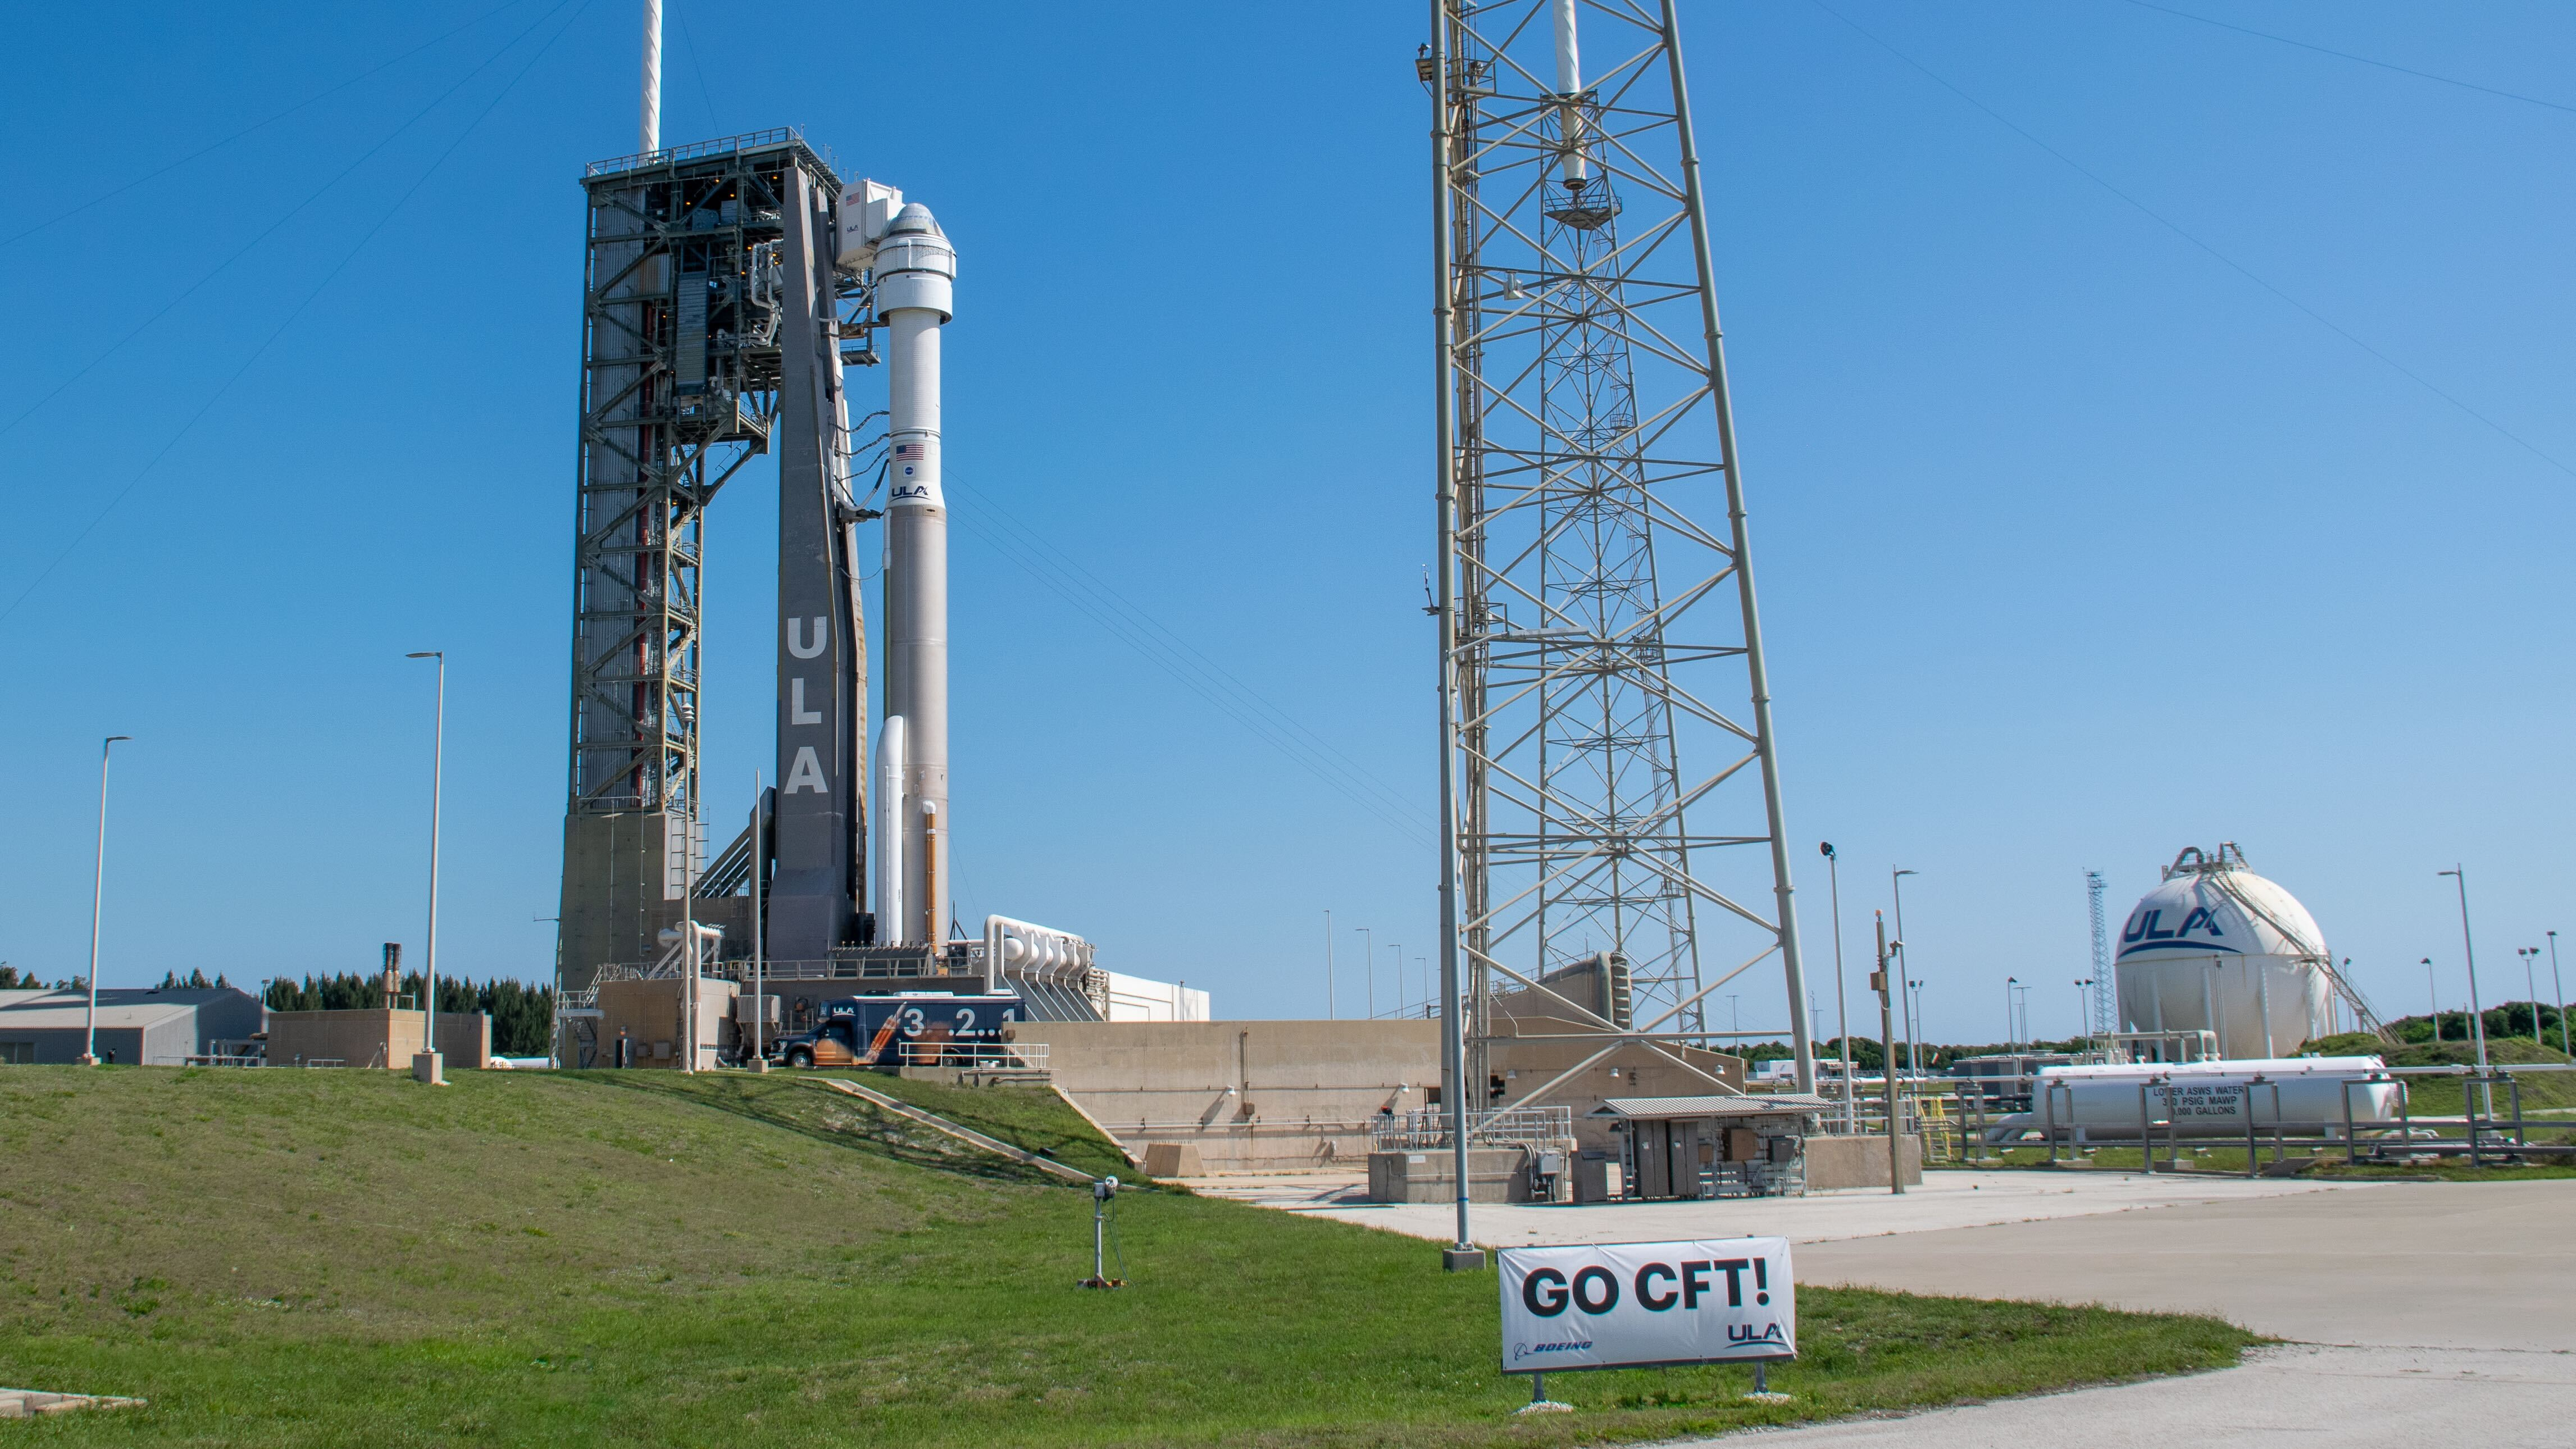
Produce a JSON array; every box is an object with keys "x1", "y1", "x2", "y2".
[{"x1": 1572, "y1": 1150, "x2": 1626, "y2": 1203}]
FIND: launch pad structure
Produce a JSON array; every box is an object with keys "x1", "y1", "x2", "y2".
[
  {"x1": 1428, "y1": 0, "x2": 1817, "y2": 1163},
  {"x1": 550, "y1": 73, "x2": 1105, "y2": 1062}
]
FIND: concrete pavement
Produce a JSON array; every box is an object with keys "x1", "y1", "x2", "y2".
[
  {"x1": 1180, "y1": 1166, "x2": 2373, "y2": 1246},
  {"x1": 1715, "y1": 1178, "x2": 2576, "y2": 1448},
  {"x1": 1193, "y1": 1167, "x2": 2576, "y2": 1446},
  {"x1": 1794, "y1": 1179, "x2": 2575, "y2": 1351},
  {"x1": 1706, "y1": 1345, "x2": 2574, "y2": 1449}
]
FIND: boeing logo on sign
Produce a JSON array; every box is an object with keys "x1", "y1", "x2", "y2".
[{"x1": 2118, "y1": 904, "x2": 2237, "y2": 959}]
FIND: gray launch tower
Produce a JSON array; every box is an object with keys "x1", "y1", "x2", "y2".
[{"x1": 557, "y1": 130, "x2": 869, "y2": 994}]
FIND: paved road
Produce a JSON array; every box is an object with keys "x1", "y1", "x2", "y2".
[
  {"x1": 1795, "y1": 1179, "x2": 2575, "y2": 1351},
  {"x1": 1688, "y1": 1179, "x2": 2576, "y2": 1448},
  {"x1": 1705, "y1": 1344, "x2": 2574, "y2": 1449}
]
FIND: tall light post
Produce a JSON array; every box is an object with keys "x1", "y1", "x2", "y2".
[
  {"x1": 1892, "y1": 868, "x2": 1918, "y2": 1075},
  {"x1": 406, "y1": 652, "x2": 446, "y2": 1085},
  {"x1": 2520, "y1": 947, "x2": 2541, "y2": 1046},
  {"x1": 2437, "y1": 868, "x2": 2488, "y2": 1070},
  {"x1": 1323, "y1": 910, "x2": 1336, "y2": 1020},
  {"x1": 2423, "y1": 956, "x2": 2438, "y2": 1041},
  {"x1": 1872, "y1": 913, "x2": 1903, "y2": 1195},
  {"x1": 2550, "y1": 931, "x2": 2568, "y2": 1058},
  {"x1": 1821, "y1": 843, "x2": 1854, "y2": 1129},
  {"x1": 79, "y1": 735, "x2": 133, "y2": 1067},
  {"x1": 750, "y1": 769, "x2": 765, "y2": 1070},
  {"x1": 1908, "y1": 977, "x2": 1926, "y2": 1075},
  {"x1": 2004, "y1": 976, "x2": 2018, "y2": 1050},
  {"x1": 2074, "y1": 978, "x2": 2092, "y2": 1042},
  {"x1": 2438, "y1": 867, "x2": 2491, "y2": 1120}
]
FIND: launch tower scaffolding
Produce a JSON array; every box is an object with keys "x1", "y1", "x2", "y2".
[
  {"x1": 558, "y1": 130, "x2": 857, "y2": 1010},
  {"x1": 1431, "y1": 0, "x2": 1815, "y2": 1120}
]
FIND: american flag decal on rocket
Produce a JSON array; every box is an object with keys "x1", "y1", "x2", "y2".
[{"x1": 894, "y1": 442, "x2": 926, "y2": 460}]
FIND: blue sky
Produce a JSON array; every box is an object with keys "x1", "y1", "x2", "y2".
[{"x1": 3, "y1": 1, "x2": 2570, "y2": 1044}]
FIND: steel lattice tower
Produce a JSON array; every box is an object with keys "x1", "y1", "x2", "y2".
[
  {"x1": 2086, "y1": 869, "x2": 2115, "y2": 1037},
  {"x1": 558, "y1": 131, "x2": 865, "y2": 999},
  {"x1": 1430, "y1": 0, "x2": 1814, "y2": 1102}
]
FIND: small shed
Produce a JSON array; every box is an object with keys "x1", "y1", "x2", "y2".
[{"x1": 1588, "y1": 1093, "x2": 1832, "y2": 1200}]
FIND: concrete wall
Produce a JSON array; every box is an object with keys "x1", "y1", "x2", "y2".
[
  {"x1": 1013, "y1": 1018, "x2": 1754, "y2": 1175},
  {"x1": 1485, "y1": 1032, "x2": 1746, "y2": 1157},
  {"x1": 595, "y1": 977, "x2": 737, "y2": 1069},
  {"x1": 1368, "y1": 1147, "x2": 1562, "y2": 1204},
  {"x1": 1805, "y1": 1133, "x2": 1923, "y2": 1190},
  {"x1": 1011, "y1": 1019, "x2": 1440, "y2": 1174},
  {"x1": 266, "y1": 1010, "x2": 491, "y2": 1070}
]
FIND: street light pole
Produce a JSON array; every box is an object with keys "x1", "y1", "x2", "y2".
[
  {"x1": 1892, "y1": 868, "x2": 1918, "y2": 1076},
  {"x1": 2438, "y1": 867, "x2": 2491, "y2": 1119},
  {"x1": 79, "y1": 735, "x2": 133, "y2": 1067},
  {"x1": 1323, "y1": 910, "x2": 1335, "y2": 1020},
  {"x1": 2423, "y1": 956, "x2": 2437, "y2": 1041},
  {"x1": 2075, "y1": 978, "x2": 2092, "y2": 1041},
  {"x1": 1821, "y1": 842, "x2": 1853, "y2": 1130},
  {"x1": 2437, "y1": 869, "x2": 2488, "y2": 1071},
  {"x1": 1873, "y1": 912, "x2": 1903, "y2": 1196},
  {"x1": 2004, "y1": 976, "x2": 2018, "y2": 1050},
  {"x1": 2550, "y1": 931, "x2": 2568, "y2": 1058},
  {"x1": 406, "y1": 652, "x2": 446, "y2": 1084},
  {"x1": 2521, "y1": 947, "x2": 2541, "y2": 1047}
]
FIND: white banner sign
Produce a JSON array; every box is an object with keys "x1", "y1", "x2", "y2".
[{"x1": 1498, "y1": 1237, "x2": 1795, "y2": 1373}]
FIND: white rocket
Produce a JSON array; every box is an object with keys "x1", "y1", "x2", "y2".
[{"x1": 840, "y1": 182, "x2": 955, "y2": 946}]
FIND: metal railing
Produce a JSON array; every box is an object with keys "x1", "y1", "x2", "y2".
[
  {"x1": 585, "y1": 127, "x2": 821, "y2": 178},
  {"x1": 886, "y1": 1041, "x2": 1049, "y2": 1072},
  {"x1": 1371, "y1": 1105, "x2": 1574, "y2": 1152}
]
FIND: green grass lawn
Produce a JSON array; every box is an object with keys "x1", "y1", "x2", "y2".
[{"x1": 0, "y1": 1067, "x2": 2255, "y2": 1446}]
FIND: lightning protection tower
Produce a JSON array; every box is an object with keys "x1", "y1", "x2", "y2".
[
  {"x1": 1430, "y1": 0, "x2": 1814, "y2": 1102},
  {"x1": 2085, "y1": 869, "x2": 2114, "y2": 1037}
]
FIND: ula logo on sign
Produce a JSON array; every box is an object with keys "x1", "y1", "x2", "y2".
[{"x1": 1499, "y1": 1237, "x2": 1795, "y2": 1374}]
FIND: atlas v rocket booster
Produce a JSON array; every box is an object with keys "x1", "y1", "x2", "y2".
[{"x1": 839, "y1": 183, "x2": 954, "y2": 946}]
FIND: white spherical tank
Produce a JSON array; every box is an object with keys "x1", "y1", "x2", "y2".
[{"x1": 2116, "y1": 844, "x2": 2333, "y2": 1058}]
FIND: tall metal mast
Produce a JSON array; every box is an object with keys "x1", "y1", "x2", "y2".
[
  {"x1": 1435, "y1": 0, "x2": 1814, "y2": 1097},
  {"x1": 2086, "y1": 869, "x2": 2114, "y2": 1037}
]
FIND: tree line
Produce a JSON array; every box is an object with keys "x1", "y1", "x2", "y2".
[{"x1": 261, "y1": 972, "x2": 555, "y2": 1055}]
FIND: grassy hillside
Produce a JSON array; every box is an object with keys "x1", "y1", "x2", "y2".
[
  {"x1": 2308, "y1": 1032, "x2": 2576, "y2": 1114},
  {"x1": 0, "y1": 1067, "x2": 2252, "y2": 1446}
]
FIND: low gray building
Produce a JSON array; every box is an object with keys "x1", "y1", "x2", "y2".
[{"x1": 0, "y1": 986, "x2": 266, "y2": 1065}]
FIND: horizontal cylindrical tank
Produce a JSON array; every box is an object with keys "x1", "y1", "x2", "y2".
[
  {"x1": 2117, "y1": 845, "x2": 2333, "y2": 1057},
  {"x1": 2021, "y1": 1057, "x2": 2401, "y2": 1138}
]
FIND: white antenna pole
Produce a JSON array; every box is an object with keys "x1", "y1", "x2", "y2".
[
  {"x1": 639, "y1": 0, "x2": 662, "y2": 154},
  {"x1": 1551, "y1": 0, "x2": 1588, "y2": 183}
]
